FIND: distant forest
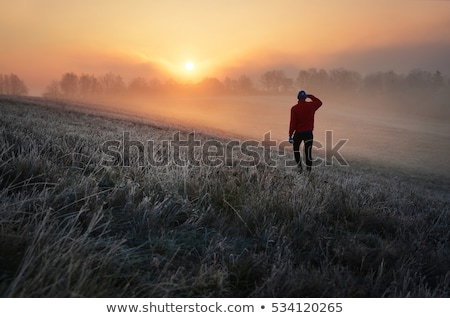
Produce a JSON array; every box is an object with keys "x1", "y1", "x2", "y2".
[
  {"x1": 40, "y1": 68, "x2": 448, "y2": 97},
  {"x1": 2, "y1": 68, "x2": 449, "y2": 106}
]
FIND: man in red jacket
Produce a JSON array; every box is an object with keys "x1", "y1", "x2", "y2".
[{"x1": 289, "y1": 90, "x2": 323, "y2": 172}]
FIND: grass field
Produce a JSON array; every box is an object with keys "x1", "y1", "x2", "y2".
[{"x1": 0, "y1": 96, "x2": 449, "y2": 297}]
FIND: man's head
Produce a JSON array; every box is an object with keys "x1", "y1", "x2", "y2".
[{"x1": 297, "y1": 90, "x2": 307, "y2": 100}]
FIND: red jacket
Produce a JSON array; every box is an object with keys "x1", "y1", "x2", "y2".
[{"x1": 289, "y1": 95, "x2": 322, "y2": 136}]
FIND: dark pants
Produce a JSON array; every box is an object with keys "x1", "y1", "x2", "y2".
[{"x1": 293, "y1": 130, "x2": 313, "y2": 171}]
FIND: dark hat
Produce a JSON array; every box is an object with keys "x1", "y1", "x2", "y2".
[{"x1": 297, "y1": 90, "x2": 307, "y2": 100}]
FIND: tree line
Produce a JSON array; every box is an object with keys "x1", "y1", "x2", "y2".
[
  {"x1": 0, "y1": 73, "x2": 29, "y2": 96},
  {"x1": 0, "y1": 68, "x2": 448, "y2": 100},
  {"x1": 43, "y1": 68, "x2": 448, "y2": 100}
]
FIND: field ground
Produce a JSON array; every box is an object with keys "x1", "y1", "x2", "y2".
[{"x1": 0, "y1": 96, "x2": 449, "y2": 297}]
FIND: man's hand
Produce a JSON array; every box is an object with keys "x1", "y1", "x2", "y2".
[{"x1": 289, "y1": 136, "x2": 293, "y2": 144}]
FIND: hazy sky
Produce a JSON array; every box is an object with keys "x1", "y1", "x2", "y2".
[{"x1": 2, "y1": 0, "x2": 450, "y2": 94}]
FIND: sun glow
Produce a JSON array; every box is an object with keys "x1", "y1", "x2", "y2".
[{"x1": 185, "y1": 61, "x2": 194, "y2": 71}]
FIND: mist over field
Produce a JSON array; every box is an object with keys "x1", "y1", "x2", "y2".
[{"x1": 86, "y1": 93, "x2": 450, "y2": 180}]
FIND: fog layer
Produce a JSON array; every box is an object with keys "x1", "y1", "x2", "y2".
[{"x1": 96, "y1": 94, "x2": 449, "y2": 179}]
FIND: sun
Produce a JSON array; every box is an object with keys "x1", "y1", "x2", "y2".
[{"x1": 185, "y1": 61, "x2": 194, "y2": 71}]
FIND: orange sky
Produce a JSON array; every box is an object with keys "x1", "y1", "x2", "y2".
[{"x1": 1, "y1": 0, "x2": 450, "y2": 95}]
